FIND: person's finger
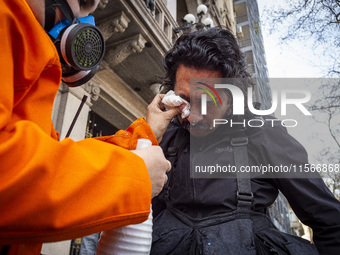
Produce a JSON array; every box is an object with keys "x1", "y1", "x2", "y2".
[
  {"x1": 157, "y1": 94, "x2": 166, "y2": 99},
  {"x1": 166, "y1": 160, "x2": 172, "y2": 172},
  {"x1": 164, "y1": 107, "x2": 181, "y2": 119},
  {"x1": 179, "y1": 103, "x2": 187, "y2": 111},
  {"x1": 149, "y1": 94, "x2": 166, "y2": 111},
  {"x1": 156, "y1": 94, "x2": 167, "y2": 110},
  {"x1": 151, "y1": 94, "x2": 164, "y2": 106}
]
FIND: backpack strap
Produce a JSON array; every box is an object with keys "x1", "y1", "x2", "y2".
[{"x1": 231, "y1": 130, "x2": 253, "y2": 211}]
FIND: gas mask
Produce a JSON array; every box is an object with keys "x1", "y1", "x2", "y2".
[{"x1": 45, "y1": 0, "x2": 105, "y2": 87}]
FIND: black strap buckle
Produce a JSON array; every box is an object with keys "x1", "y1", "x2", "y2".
[
  {"x1": 231, "y1": 137, "x2": 248, "y2": 147},
  {"x1": 237, "y1": 191, "x2": 254, "y2": 203}
]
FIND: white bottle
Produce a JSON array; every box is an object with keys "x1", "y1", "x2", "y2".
[{"x1": 96, "y1": 139, "x2": 153, "y2": 255}]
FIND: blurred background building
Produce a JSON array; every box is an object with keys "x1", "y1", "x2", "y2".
[
  {"x1": 44, "y1": 1, "x2": 296, "y2": 254},
  {"x1": 233, "y1": 0, "x2": 271, "y2": 109}
]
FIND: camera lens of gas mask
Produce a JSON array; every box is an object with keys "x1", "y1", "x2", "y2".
[{"x1": 48, "y1": 15, "x2": 105, "y2": 87}]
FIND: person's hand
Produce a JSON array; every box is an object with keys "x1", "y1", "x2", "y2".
[
  {"x1": 146, "y1": 94, "x2": 182, "y2": 142},
  {"x1": 131, "y1": 146, "x2": 171, "y2": 198}
]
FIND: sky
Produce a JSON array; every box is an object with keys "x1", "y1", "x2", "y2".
[{"x1": 256, "y1": 0, "x2": 339, "y2": 164}]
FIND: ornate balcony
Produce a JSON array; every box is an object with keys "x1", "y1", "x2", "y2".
[
  {"x1": 85, "y1": 0, "x2": 179, "y2": 129},
  {"x1": 93, "y1": 0, "x2": 179, "y2": 103}
]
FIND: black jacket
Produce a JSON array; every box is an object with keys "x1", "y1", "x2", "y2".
[{"x1": 152, "y1": 116, "x2": 340, "y2": 255}]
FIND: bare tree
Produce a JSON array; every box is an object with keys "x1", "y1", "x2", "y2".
[
  {"x1": 309, "y1": 79, "x2": 340, "y2": 200},
  {"x1": 263, "y1": 0, "x2": 340, "y2": 75}
]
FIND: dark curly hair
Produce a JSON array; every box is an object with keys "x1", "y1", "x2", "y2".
[{"x1": 161, "y1": 27, "x2": 253, "y2": 119}]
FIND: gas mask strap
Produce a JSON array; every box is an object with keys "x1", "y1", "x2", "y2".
[
  {"x1": 53, "y1": 0, "x2": 76, "y2": 24},
  {"x1": 45, "y1": 0, "x2": 56, "y2": 31}
]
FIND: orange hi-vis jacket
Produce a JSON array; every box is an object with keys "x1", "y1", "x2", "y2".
[{"x1": 0, "y1": 0, "x2": 158, "y2": 254}]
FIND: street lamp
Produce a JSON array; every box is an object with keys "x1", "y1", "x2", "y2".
[{"x1": 174, "y1": 4, "x2": 214, "y2": 33}]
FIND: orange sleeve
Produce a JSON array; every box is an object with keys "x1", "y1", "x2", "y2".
[
  {"x1": 95, "y1": 117, "x2": 159, "y2": 149},
  {"x1": 0, "y1": 0, "x2": 153, "y2": 244},
  {"x1": 0, "y1": 123, "x2": 153, "y2": 244}
]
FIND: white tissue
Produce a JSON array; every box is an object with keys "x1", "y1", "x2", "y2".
[{"x1": 161, "y1": 90, "x2": 190, "y2": 119}]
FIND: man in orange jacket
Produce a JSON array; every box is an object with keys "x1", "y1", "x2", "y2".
[{"x1": 0, "y1": 0, "x2": 180, "y2": 254}]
